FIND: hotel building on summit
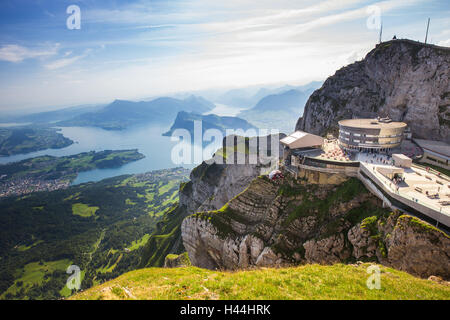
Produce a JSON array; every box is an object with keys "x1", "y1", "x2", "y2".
[
  {"x1": 338, "y1": 117, "x2": 407, "y2": 153},
  {"x1": 280, "y1": 117, "x2": 450, "y2": 231}
]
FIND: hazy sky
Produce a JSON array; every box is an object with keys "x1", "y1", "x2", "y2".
[{"x1": 0, "y1": 0, "x2": 449, "y2": 112}]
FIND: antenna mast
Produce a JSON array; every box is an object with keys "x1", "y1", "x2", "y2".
[
  {"x1": 379, "y1": 22, "x2": 383, "y2": 44},
  {"x1": 425, "y1": 18, "x2": 430, "y2": 44}
]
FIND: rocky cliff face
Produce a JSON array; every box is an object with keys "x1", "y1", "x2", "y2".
[
  {"x1": 348, "y1": 213, "x2": 450, "y2": 278},
  {"x1": 140, "y1": 134, "x2": 283, "y2": 267},
  {"x1": 179, "y1": 134, "x2": 284, "y2": 215},
  {"x1": 179, "y1": 161, "x2": 265, "y2": 215},
  {"x1": 297, "y1": 40, "x2": 450, "y2": 142},
  {"x1": 182, "y1": 170, "x2": 450, "y2": 279}
]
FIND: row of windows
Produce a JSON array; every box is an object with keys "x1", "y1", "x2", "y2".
[
  {"x1": 349, "y1": 133, "x2": 379, "y2": 138},
  {"x1": 339, "y1": 131, "x2": 402, "y2": 138},
  {"x1": 379, "y1": 134, "x2": 403, "y2": 138},
  {"x1": 339, "y1": 136, "x2": 402, "y2": 145},
  {"x1": 425, "y1": 156, "x2": 448, "y2": 166}
]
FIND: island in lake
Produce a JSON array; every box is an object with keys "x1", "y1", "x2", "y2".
[
  {"x1": 0, "y1": 127, "x2": 73, "y2": 156},
  {"x1": 0, "y1": 149, "x2": 145, "y2": 198},
  {"x1": 163, "y1": 111, "x2": 257, "y2": 137}
]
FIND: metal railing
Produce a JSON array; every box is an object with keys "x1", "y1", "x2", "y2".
[{"x1": 411, "y1": 163, "x2": 450, "y2": 182}]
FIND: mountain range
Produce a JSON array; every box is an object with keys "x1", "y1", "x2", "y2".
[
  {"x1": 238, "y1": 84, "x2": 321, "y2": 134},
  {"x1": 56, "y1": 96, "x2": 216, "y2": 130},
  {"x1": 2, "y1": 104, "x2": 106, "y2": 124},
  {"x1": 211, "y1": 81, "x2": 322, "y2": 109},
  {"x1": 2, "y1": 82, "x2": 321, "y2": 135}
]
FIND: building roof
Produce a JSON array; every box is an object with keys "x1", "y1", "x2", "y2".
[
  {"x1": 392, "y1": 154, "x2": 412, "y2": 161},
  {"x1": 338, "y1": 118, "x2": 407, "y2": 130},
  {"x1": 280, "y1": 131, "x2": 324, "y2": 149},
  {"x1": 414, "y1": 139, "x2": 450, "y2": 159},
  {"x1": 392, "y1": 154, "x2": 412, "y2": 167}
]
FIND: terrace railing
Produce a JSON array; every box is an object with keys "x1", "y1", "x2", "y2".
[{"x1": 411, "y1": 163, "x2": 450, "y2": 183}]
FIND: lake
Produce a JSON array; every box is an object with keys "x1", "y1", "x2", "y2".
[
  {"x1": 0, "y1": 105, "x2": 247, "y2": 184},
  {"x1": 204, "y1": 103, "x2": 246, "y2": 117},
  {"x1": 0, "y1": 124, "x2": 220, "y2": 185}
]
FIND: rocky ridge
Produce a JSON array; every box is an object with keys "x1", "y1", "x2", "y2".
[{"x1": 297, "y1": 39, "x2": 450, "y2": 142}]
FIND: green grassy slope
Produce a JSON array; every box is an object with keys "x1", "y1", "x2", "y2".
[
  {"x1": 72, "y1": 264, "x2": 450, "y2": 300},
  {"x1": 139, "y1": 205, "x2": 187, "y2": 268}
]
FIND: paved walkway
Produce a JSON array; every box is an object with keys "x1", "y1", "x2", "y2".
[{"x1": 357, "y1": 153, "x2": 450, "y2": 216}]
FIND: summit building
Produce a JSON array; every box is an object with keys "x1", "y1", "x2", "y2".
[{"x1": 338, "y1": 117, "x2": 407, "y2": 153}]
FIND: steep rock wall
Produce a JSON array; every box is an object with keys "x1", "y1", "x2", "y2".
[
  {"x1": 182, "y1": 170, "x2": 450, "y2": 279},
  {"x1": 297, "y1": 40, "x2": 450, "y2": 142}
]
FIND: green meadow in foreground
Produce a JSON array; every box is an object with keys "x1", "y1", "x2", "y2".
[{"x1": 72, "y1": 264, "x2": 450, "y2": 300}]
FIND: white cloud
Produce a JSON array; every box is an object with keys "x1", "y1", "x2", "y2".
[
  {"x1": 45, "y1": 55, "x2": 84, "y2": 70},
  {"x1": 0, "y1": 44, "x2": 58, "y2": 63},
  {"x1": 231, "y1": 0, "x2": 425, "y2": 41},
  {"x1": 45, "y1": 50, "x2": 92, "y2": 70},
  {"x1": 437, "y1": 39, "x2": 450, "y2": 47}
]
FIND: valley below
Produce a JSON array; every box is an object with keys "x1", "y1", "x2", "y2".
[{"x1": 0, "y1": 167, "x2": 189, "y2": 300}]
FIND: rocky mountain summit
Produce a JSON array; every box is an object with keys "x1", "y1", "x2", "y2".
[
  {"x1": 296, "y1": 39, "x2": 450, "y2": 142},
  {"x1": 182, "y1": 170, "x2": 450, "y2": 279}
]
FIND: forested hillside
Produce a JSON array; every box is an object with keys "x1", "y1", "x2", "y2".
[
  {"x1": 0, "y1": 127, "x2": 73, "y2": 156},
  {"x1": 0, "y1": 168, "x2": 189, "y2": 300}
]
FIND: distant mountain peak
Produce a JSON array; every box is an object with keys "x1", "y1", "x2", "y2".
[{"x1": 57, "y1": 95, "x2": 216, "y2": 130}]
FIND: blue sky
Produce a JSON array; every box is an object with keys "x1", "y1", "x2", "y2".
[{"x1": 0, "y1": 0, "x2": 449, "y2": 112}]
